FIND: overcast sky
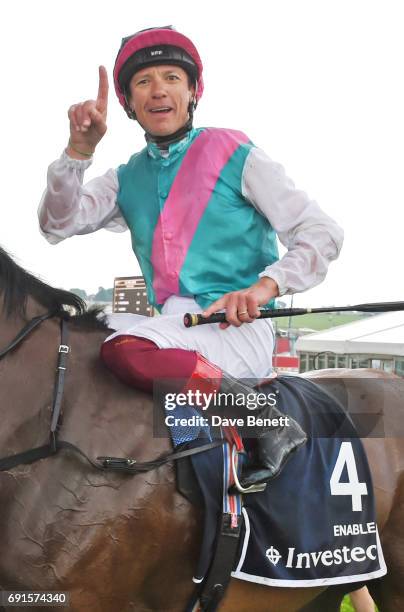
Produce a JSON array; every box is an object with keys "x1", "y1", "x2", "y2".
[{"x1": 1, "y1": 0, "x2": 403, "y2": 307}]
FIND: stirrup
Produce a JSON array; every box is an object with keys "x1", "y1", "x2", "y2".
[{"x1": 230, "y1": 446, "x2": 267, "y2": 494}]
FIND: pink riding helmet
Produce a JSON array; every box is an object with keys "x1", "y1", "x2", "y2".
[{"x1": 113, "y1": 26, "x2": 204, "y2": 118}]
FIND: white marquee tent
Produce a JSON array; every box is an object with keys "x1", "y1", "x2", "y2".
[{"x1": 296, "y1": 311, "x2": 404, "y2": 358}]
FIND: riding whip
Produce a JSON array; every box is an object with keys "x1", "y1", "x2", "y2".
[{"x1": 183, "y1": 300, "x2": 404, "y2": 327}]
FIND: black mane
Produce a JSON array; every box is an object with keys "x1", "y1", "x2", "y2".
[{"x1": 0, "y1": 246, "x2": 110, "y2": 330}]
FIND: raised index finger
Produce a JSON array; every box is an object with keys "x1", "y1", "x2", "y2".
[{"x1": 96, "y1": 65, "x2": 109, "y2": 111}]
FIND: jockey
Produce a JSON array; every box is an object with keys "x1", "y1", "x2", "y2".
[{"x1": 38, "y1": 26, "x2": 344, "y2": 489}]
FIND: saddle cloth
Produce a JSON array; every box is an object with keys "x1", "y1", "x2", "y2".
[{"x1": 173, "y1": 376, "x2": 387, "y2": 587}]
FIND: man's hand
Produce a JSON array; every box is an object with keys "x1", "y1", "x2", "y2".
[
  {"x1": 66, "y1": 66, "x2": 109, "y2": 159},
  {"x1": 201, "y1": 277, "x2": 279, "y2": 329}
]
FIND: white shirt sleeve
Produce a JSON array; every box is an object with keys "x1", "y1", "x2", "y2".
[
  {"x1": 38, "y1": 150, "x2": 127, "y2": 245},
  {"x1": 242, "y1": 147, "x2": 344, "y2": 296}
]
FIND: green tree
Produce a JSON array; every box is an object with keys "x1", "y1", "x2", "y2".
[
  {"x1": 69, "y1": 288, "x2": 88, "y2": 300},
  {"x1": 94, "y1": 287, "x2": 113, "y2": 302}
]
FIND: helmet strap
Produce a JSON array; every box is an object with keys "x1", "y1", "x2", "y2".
[
  {"x1": 123, "y1": 90, "x2": 137, "y2": 120},
  {"x1": 144, "y1": 115, "x2": 194, "y2": 149}
]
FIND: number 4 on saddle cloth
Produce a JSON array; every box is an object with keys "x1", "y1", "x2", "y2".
[{"x1": 163, "y1": 375, "x2": 386, "y2": 590}]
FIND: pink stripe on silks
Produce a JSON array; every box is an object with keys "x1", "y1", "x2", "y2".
[{"x1": 151, "y1": 128, "x2": 250, "y2": 304}]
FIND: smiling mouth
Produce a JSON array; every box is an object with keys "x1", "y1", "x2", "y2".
[{"x1": 149, "y1": 107, "x2": 173, "y2": 114}]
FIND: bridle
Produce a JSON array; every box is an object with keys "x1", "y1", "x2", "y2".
[
  {"x1": 0, "y1": 312, "x2": 223, "y2": 473},
  {"x1": 0, "y1": 312, "x2": 55, "y2": 358}
]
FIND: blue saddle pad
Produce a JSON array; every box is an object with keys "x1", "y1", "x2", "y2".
[{"x1": 185, "y1": 376, "x2": 387, "y2": 588}]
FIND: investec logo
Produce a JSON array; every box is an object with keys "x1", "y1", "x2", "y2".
[{"x1": 265, "y1": 544, "x2": 377, "y2": 568}]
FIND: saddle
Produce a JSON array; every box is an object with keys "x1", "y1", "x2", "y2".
[{"x1": 171, "y1": 376, "x2": 385, "y2": 611}]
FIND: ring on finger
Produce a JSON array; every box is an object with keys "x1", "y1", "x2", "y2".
[{"x1": 238, "y1": 310, "x2": 248, "y2": 316}]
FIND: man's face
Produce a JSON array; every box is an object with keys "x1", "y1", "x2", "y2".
[{"x1": 128, "y1": 64, "x2": 195, "y2": 136}]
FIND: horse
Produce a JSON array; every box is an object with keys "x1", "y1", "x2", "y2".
[{"x1": 0, "y1": 245, "x2": 403, "y2": 612}]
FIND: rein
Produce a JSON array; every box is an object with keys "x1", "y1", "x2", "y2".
[
  {"x1": 0, "y1": 312, "x2": 53, "y2": 358},
  {"x1": 0, "y1": 313, "x2": 223, "y2": 473}
]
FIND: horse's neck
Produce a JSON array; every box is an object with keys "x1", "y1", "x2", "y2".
[
  {"x1": 54, "y1": 326, "x2": 172, "y2": 463},
  {"x1": 0, "y1": 304, "x2": 105, "y2": 441},
  {"x1": 0, "y1": 304, "x2": 171, "y2": 466},
  {"x1": 0, "y1": 317, "x2": 59, "y2": 455}
]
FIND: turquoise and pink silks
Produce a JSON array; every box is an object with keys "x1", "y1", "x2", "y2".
[{"x1": 117, "y1": 127, "x2": 279, "y2": 311}]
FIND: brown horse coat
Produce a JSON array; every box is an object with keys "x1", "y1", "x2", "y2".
[{"x1": 0, "y1": 256, "x2": 403, "y2": 610}]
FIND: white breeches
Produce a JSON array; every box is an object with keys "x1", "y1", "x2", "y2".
[{"x1": 106, "y1": 296, "x2": 275, "y2": 379}]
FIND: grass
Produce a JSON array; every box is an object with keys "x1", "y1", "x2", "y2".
[
  {"x1": 340, "y1": 594, "x2": 378, "y2": 611},
  {"x1": 277, "y1": 312, "x2": 369, "y2": 332},
  {"x1": 340, "y1": 595, "x2": 354, "y2": 611}
]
